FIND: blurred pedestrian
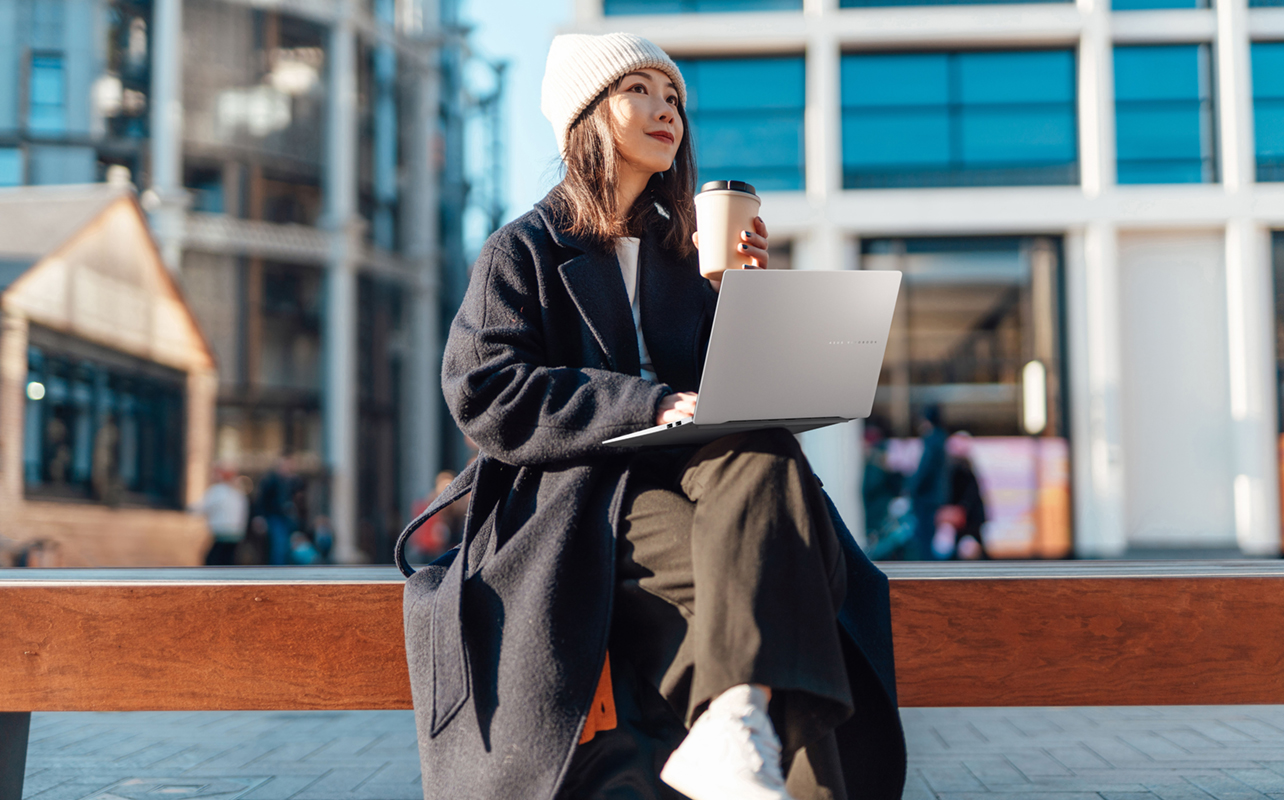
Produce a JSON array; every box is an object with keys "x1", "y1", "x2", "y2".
[
  {"x1": 257, "y1": 455, "x2": 301, "y2": 566},
  {"x1": 934, "y1": 432, "x2": 989, "y2": 560},
  {"x1": 862, "y1": 421, "x2": 912, "y2": 559},
  {"x1": 407, "y1": 470, "x2": 468, "y2": 561},
  {"x1": 192, "y1": 461, "x2": 250, "y2": 566},
  {"x1": 906, "y1": 405, "x2": 950, "y2": 560}
]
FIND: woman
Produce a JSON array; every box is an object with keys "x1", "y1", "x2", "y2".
[{"x1": 399, "y1": 32, "x2": 906, "y2": 800}]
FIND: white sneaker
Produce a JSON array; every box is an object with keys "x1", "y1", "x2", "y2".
[{"x1": 660, "y1": 684, "x2": 795, "y2": 800}]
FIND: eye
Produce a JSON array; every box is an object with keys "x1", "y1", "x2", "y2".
[
  {"x1": 667, "y1": 94, "x2": 678, "y2": 106},
  {"x1": 629, "y1": 83, "x2": 647, "y2": 94}
]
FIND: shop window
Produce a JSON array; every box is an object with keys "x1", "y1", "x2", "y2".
[
  {"x1": 1253, "y1": 43, "x2": 1284, "y2": 182},
  {"x1": 606, "y1": 0, "x2": 800, "y2": 12},
  {"x1": 862, "y1": 237, "x2": 1070, "y2": 559},
  {"x1": 0, "y1": 149, "x2": 23, "y2": 186},
  {"x1": 841, "y1": 50, "x2": 1078, "y2": 188},
  {"x1": 28, "y1": 53, "x2": 67, "y2": 134},
  {"x1": 1114, "y1": 44, "x2": 1217, "y2": 184},
  {"x1": 673, "y1": 56, "x2": 806, "y2": 192},
  {"x1": 24, "y1": 328, "x2": 185, "y2": 508}
]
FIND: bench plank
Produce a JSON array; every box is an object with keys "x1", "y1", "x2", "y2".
[{"x1": 3, "y1": 563, "x2": 1284, "y2": 710}]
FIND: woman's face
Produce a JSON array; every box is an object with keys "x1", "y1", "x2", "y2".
[{"x1": 607, "y1": 68, "x2": 684, "y2": 177}]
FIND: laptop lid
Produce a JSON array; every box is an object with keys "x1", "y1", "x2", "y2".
[{"x1": 692, "y1": 269, "x2": 902, "y2": 426}]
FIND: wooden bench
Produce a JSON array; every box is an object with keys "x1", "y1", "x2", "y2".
[{"x1": 4, "y1": 561, "x2": 1284, "y2": 800}]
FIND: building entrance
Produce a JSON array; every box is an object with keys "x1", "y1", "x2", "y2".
[{"x1": 862, "y1": 236, "x2": 1070, "y2": 559}]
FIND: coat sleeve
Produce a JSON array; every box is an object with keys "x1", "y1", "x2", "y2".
[{"x1": 442, "y1": 237, "x2": 672, "y2": 467}]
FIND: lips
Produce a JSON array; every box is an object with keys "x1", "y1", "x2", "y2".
[{"x1": 647, "y1": 131, "x2": 674, "y2": 145}]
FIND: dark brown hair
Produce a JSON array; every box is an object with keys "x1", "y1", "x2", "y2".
[{"x1": 551, "y1": 79, "x2": 697, "y2": 257}]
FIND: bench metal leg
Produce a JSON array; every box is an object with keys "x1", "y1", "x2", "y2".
[{"x1": 0, "y1": 712, "x2": 30, "y2": 800}]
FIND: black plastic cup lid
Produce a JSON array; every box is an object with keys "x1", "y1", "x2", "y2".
[{"x1": 699, "y1": 180, "x2": 757, "y2": 196}]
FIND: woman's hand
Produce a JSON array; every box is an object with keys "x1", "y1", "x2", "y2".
[
  {"x1": 693, "y1": 216, "x2": 770, "y2": 293},
  {"x1": 656, "y1": 391, "x2": 698, "y2": 425}
]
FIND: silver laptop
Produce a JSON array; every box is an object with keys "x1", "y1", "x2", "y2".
[{"x1": 603, "y1": 268, "x2": 902, "y2": 448}]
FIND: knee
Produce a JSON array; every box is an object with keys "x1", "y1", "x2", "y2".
[{"x1": 735, "y1": 427, "x2": 805, "y2": 460}]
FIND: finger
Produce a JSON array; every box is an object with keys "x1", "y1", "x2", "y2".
[
  {"x1": 739, "y1": 230, "x2": 768, "y2": 249},
  {"x1": 753, "y1": 216, "x2": 769, "y2": 239},
  {"x1": 738, "y1": 243, "x2": 768, "y2": 262}
]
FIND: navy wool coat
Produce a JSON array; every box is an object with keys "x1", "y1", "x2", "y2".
[{"x1": 401, "y1": 194, "x2": 907, "y2": 800}]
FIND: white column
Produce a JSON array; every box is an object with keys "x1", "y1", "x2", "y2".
[
  {"x1": 323, "y1": 13, "x2": 362, "y2": 563},
  {"x1": 1225, "y1": 219, "x2": 1279, "y2": 555},
  {"x1": 1077, "y1": 0, "x2": 1115, "y2": 198},
  {"x1": 148, "y1": 0, "x2": 187, "y2": 270},
  {"x1": 401, "y1": 55, "x2": 443, "y2": 517},
  {"x1": 795, "y1": 9, "x2": 863, "y2": 541},
  {"x1": 1067, "y1": 224, "x2": 1128, "y2": 557},
  {"x1": 1216, "y1": 0, "x2": 1254, "y2": 192}
]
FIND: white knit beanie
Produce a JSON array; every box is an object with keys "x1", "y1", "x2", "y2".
[{"x1": 541, "y1": 32, "x2": 687, "y2": 160}]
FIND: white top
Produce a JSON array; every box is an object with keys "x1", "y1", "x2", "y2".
[
  {"x1": 192, "y1": 481, "x2": 250, "y2": 542},
  {"x1": 614, "y1": 236, "x2": 657, "y2": 383}
]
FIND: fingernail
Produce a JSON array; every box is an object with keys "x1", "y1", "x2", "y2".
[
  {"x1": 739, "y1": 243, "x2": 749, "y2": 250},
  {"x1": 742, "y1": 231, "x2": 751, "y2": 238}
]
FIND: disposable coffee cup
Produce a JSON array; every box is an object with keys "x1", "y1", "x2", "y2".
[{"x1": 694, "y1": 180, "x2": 761, "y2": 280}]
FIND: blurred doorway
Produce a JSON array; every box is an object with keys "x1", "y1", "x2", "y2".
[{"x1": 862, "y1": 236, "x2": 1071, "y2": 558}]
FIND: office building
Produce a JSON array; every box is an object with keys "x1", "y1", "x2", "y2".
[
  {"x1": 574, "y1": 0, "x2": 1284, "y2": 557},
  {"x1": 0, "y1": 0, "x2": 466, "y2": 562}
]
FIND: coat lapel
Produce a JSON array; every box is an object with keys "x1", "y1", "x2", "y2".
[
  {"x1": 557, "y1": 249, "x2": 641, "y2": 376},
  {"x1": 638, "y1": 232, "x2": 711, "y2": 391},
  {"x1": 538, "y1": 199, "x2": 641, "y2": 375}
]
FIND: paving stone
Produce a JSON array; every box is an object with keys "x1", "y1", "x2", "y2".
[
  {"x1": 920, "y1": 764, "x2": 990, "y2": 793},
  {"x1": 1183, "y1": 775, "x2": 1271, "y2": 800},
  {"x1": 25, "y1": 706, "x2": 1284, "y2": 800},
  {"x1": 1229, "y1": 772, "x2": 1284, "y2": 794},
  {"x1": 903, "y1": 769, "x2": 938, "y2": 800}
]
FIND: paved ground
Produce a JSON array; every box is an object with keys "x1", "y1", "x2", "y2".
[{"x1": 19, "y1": 705, "x2": 1284, "y2": 799}]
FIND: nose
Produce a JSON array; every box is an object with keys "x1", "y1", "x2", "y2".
[{"x1": 655, "y1": 101, "x2": 672, "y2": 123}]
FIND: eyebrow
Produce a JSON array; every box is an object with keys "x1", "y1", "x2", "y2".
[{"x1": 621, "y1": 71, "x2": 677, "y2": 91}]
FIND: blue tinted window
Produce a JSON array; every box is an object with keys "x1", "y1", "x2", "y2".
[
  {"x1": 1249, "y1": 0, "x2": 1283, "y2": 6},
  {"x1": 1114, "y1": 44, "x2": 1215, "y2": 184},
  {"x1": 0, "y1": 149, "x2": 21, "y2": 186},
  {"x1": 1254, "y1": 43, "x2": 1284, "y2": 182},
  {"x1": 28, "y1": 54, "x2": 66, "y2": 134},
  {"x1": 1112, "y1": 0, "x2": 1201, "y2": 9},
  {"x1": 675, "y1": 56, "x2": 805, "y2": 191},
  {"x1": 841, "y1": 50, "x2": 1078, "y2": 188},
  {"x1": 606, "y1": 0, "x2": 800, "y2": 12},
  {"x1": 841, "y1": 0, "x2": 1068, "y2": 7}
]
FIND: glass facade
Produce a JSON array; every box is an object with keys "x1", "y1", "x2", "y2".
[
  {"x1": 24, "y1": 329, "x2": 185, "y2": 509},
  {"x1": 841, "y1": 50, "x2": 1077, "y2": 188},
  {"x1": 359, "y1": 1, "x2": 403, "y2": 252},
  {"x1": 1253, "y1": 42, "x2": 1284, "y2": 182},
  {"x1": 27, "y1": 54, "x2": 67, "y2": 134},
  {"x1": 606, "y1": 0, "x2": 800, "y2": 13},
  {"x1": 101, "y1": 0, "x2": 152, "y2": 142},
  {"x1": 0, "y1": 149, "x2": 21, "y2": 185},
  {"x1": 674, "y1": 56, "x2": 806, "y2": 191},
  {"x1": 1114, "y1": 44, "x2": 1216, "y2": 184}
]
